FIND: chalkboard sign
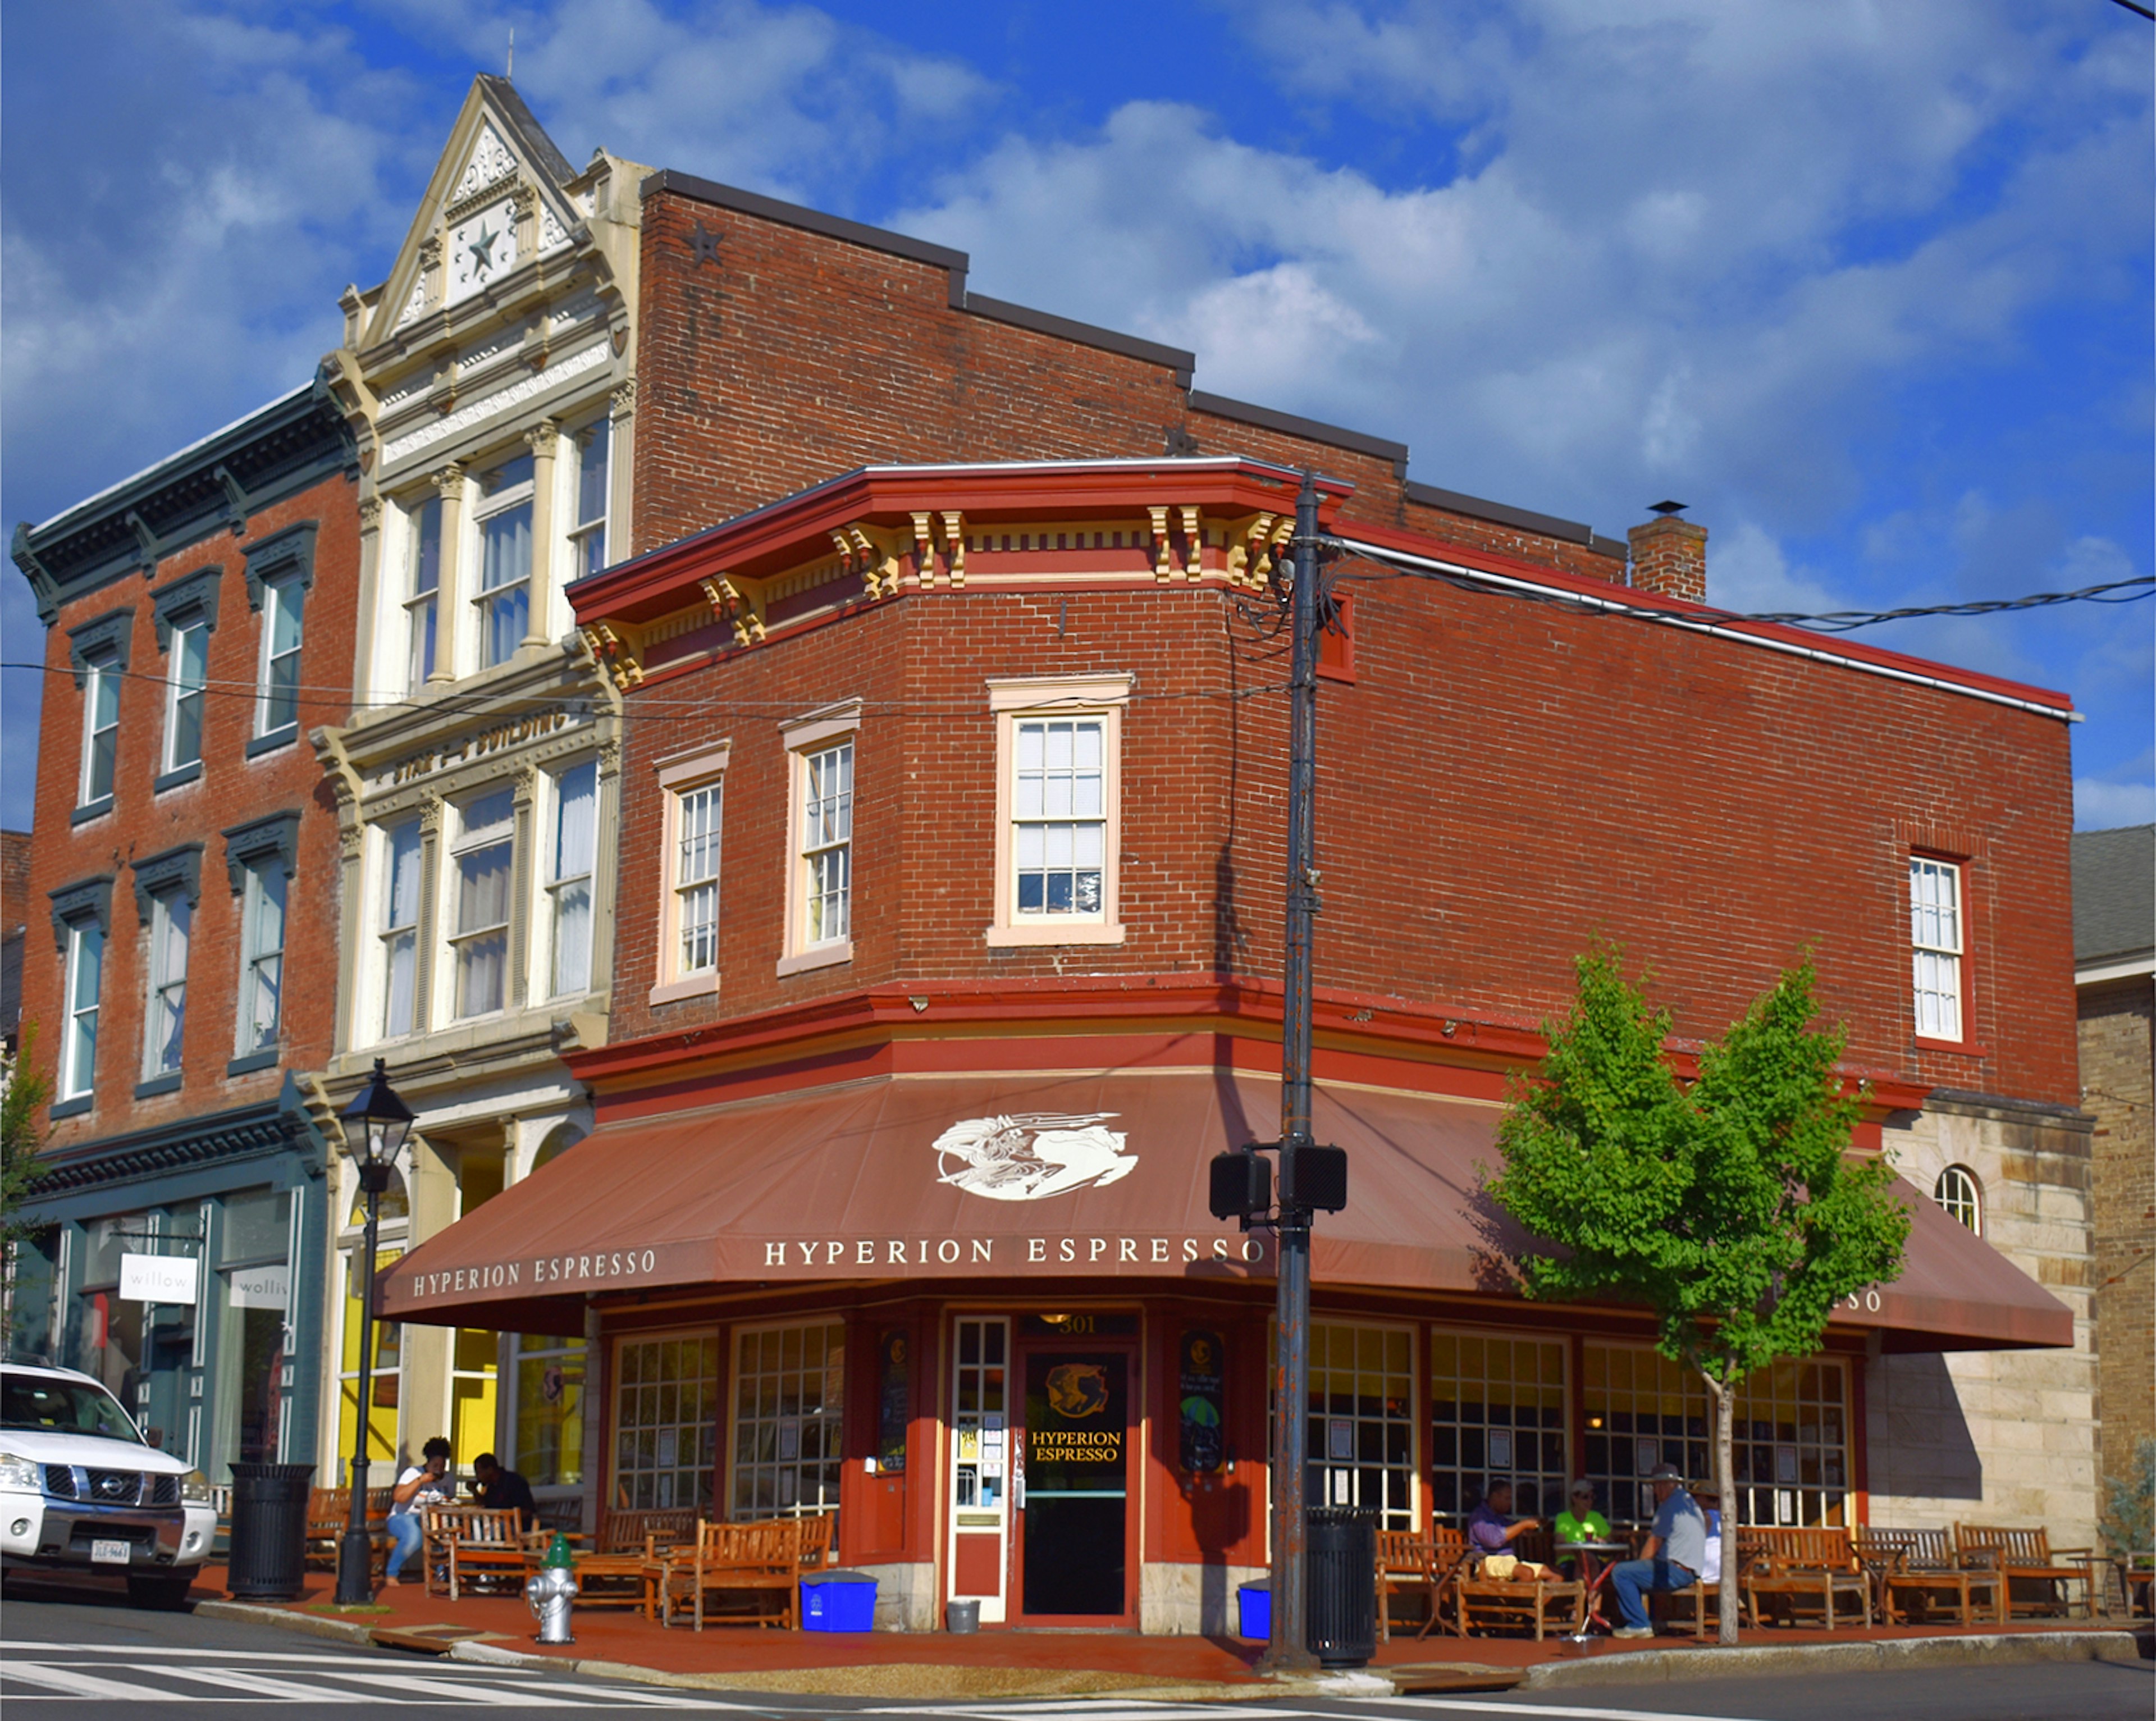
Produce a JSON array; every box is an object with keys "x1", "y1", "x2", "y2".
[
  {"x1": 1177, "y1": 1327, "x2": 1225, "y2": 1474},
  {"x1": 877, "y1": 1327, "x2": 910, "y2": 1473}
]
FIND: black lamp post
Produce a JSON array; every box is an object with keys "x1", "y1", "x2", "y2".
[{"x1": 334, "y1": 1057, "x2": 415, "y2": 1605}]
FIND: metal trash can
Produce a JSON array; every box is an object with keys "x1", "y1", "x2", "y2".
[
  {"x1": 225, "y1": 1462, "x2": 315, "y2": 1601},
  {"x1": 1305, "y1": 1506, "x2": 1378, "y2": 1669},
  {"x1": 947, "y1": 1597, "x2": 980, "y2": 1633}
]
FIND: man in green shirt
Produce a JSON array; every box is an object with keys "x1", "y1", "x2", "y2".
[{"x1": 1552, "y1": 1480, "x2": 1612, "y2": 1575}]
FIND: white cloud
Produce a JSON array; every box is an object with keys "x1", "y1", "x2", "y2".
[{"x1": 2074, "y1": 773, "x2": 2155, "y2": 831}]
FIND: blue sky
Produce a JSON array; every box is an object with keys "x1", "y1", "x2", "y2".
[{"x1": 3, "y1": 0, "x2": 2150, "y2": 833}]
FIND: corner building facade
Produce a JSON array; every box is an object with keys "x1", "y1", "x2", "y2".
[{"x1": 386, "y1": 438, "x2": 2093, "y2": 1629}]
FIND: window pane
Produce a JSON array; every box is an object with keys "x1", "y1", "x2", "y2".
[
  {"x1": 84, "y1": 661, "x2": 121, "y2": 802},
  {"x1": 385, "y1": 821, "x2": 423, "y2": 928},
  {"x1": 148, "y1": 895, "x2": 190, "y2": 1074},
  {"x1": 169, "y1": 624, "x2": 208, "y2": 769},
  {"x1": 66, "y1": 925, "x2": 103, "y2": 1095},
  {"x1": 553, "y1": 764, "x2": 597, "y2": 880},
  {"x1": 577, "y1": 420, "x2": 609, "y2": 526},
  {"x1": 551, "y1": 881, "x2": 591, "y2": 997},
  {"x1": 243, "y1": 866, "x2": 287, "y2": 1052},
  {"x1": 458, "y1": 841, "x2": 513, "y2": 934},
  {"x1": 411, "y1": 496, "x2": 442, "y2": 596},
  {"x1": 459, "y1": 930, "x2": 507, "y2": 1017}
]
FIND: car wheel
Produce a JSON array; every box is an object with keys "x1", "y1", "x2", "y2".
[{"x1": 127, "y1": 1572, "x2": 194, "y2": 1610}]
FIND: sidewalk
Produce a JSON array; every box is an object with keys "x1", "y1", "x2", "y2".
[{"x1": 191, "y1": 1563, "x2": 2148, "y2": 1701}]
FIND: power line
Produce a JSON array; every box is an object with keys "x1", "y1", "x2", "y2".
[{"x1": 2109, "y1": 0, "x2": 2154, "y2": 22}]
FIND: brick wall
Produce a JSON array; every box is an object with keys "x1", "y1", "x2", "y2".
[
  {"x1": 23, "y1": 472, "x2": 359, "y2": 1142},
  {"x1": 2081, "y1": 978, "x2": 2155, "y2": 1501}
]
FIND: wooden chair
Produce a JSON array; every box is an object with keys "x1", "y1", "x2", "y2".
[
  {"x1": 575, "y1": 1509, "x2": 697, "y2": 1615},
  {"x1": 1740, "y1": 1527, "x2": 1872, "y2": 1630},
  {"x1": 1376, "y1": 1528, "x2": 1436, "y2": 1641},
  {"x1": 1454, "y1": 1531, "x2": 1587, "y2": 1643},
  {"x1": 794, "y1": 1512, "x2": 834, "y2": 1574},
  {"x1": 446, "y1": 1507, "x2": 528, "y2": 1600},
  {"x1": 1954, "y1": 1525, "x2": 2094, "y2": 1619},
  {"x1": 418, "y1": 1505, "x2": 487, "y2": 1599},
  {"x1": 305, "y1": 1486, "x2": 394, "y2": 1571},
  {"x1": 1859, "y1": 1527, "x2": 2004, "y2": 1627},
  {"x1": 658, "y1": 1519, "x2": 800, "y2": 1631}
]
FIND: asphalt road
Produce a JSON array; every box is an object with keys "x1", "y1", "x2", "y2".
[{"x1": 1, "y1": 1574, "x2": 2149, "y2": 1719}]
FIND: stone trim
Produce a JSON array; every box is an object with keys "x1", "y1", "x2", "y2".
[
  {"x1": 66, "y1": 608, "x2": 134, "y2": 688},
  {"x1": 150, "y1": 564, "x2": 223, "y2": 650},
  {"x1": 47, "y1": 874, "x2": 114, "y2": 953},
  {"x1": 242, "y1": 521, "x2": 319, "y2": 611},
  {"x1": 131, "y1": 842, "x2": 205, "y2": 922},
  {"x1": 223, "y1": 810, "x2": 302, "y2": 896}
]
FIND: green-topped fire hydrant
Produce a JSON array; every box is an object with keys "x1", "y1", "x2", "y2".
[{"x1": 525, "y1": 1532, "x2": 577, "y2": 1644}]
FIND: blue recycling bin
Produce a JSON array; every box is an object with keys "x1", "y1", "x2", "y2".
[
  {"x1": 1237, "y1": 1580, "x2": 1271, "y2": 1641},
  {"x1": 802, "y1": 1569, "x2": 878, "y2": 1632}
]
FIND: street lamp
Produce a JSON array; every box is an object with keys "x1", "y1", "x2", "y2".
[{"x1": 334, "y1": 1058, "x2": 415, "y2": 1605}]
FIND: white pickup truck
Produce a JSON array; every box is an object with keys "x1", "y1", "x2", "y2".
[{"x1": 1, "y1": 1359, "x2": 218, "y2": 1608}]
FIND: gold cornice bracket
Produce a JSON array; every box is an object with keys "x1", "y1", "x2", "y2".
[
  {"x1": 910, "y1": 512, "x2": 937, "y2": 588},
  {"x1": 698, "y1": 574, "x2": 766, "y2": 647},
  {"x1": 1225, "y1": 512, "x2": 1277, "y2": 588},
  {"x1": 1148, "y1": 505, "x2": 1173, "y2": 583},
  {"x1": 578, "y1": 620, "x2": 645, "y2": 690},
  {"x1": 1180, "y1": 505, "x2": 1203, "y2": 579},
  {"x1": 938, "y1": 511, "x2": 967, "y2": 587},
  {"x1": 845, "y1": 523, "x2": 902, "y2": 599}
]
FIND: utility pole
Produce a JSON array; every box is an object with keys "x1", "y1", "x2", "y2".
[{"x1": 1261, "y1": 469, "x2": 1325, "y2": 1673}]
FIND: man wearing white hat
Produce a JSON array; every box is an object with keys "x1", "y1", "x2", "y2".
[{"x1": 1608, "y1": 1462, "x2": 1704, "y2": 1639}]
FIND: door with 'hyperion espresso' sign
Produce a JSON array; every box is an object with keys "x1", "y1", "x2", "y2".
[{"x1": 1018, "y1": 1348, "x2": 1131, "y2": 1619}]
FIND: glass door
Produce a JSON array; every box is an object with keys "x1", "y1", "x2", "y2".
[
  {"x1": 948, "y1": 1318, "x2": 1010, "y2": 1622},
  {"x1": 1017, "y1": 1349, "x2": 1131, "y2": 1619}
]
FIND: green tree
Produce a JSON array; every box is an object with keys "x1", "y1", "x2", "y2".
[
  {"x1": 2, "y1": 1026, "x2": 55, "y2": 1340},
  {"x1": 2098, "y1": 1439, "x2": 2153, "y2": 1568},
  {"x1": 1486, "y1": 949, "x2": 1910, "y2": 1645}
]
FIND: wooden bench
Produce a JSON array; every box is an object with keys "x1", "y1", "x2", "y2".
[
  {"x1": 657, "y1": 1518, "x2": 812, "y2": 1631},
  {"x1": 1855, "y1": 1527, "x2": 2003, "y2": 1627},
  {"x1": 1954, "y1": 1524, "x2": 2094, "y2": 1619},
  {"x1": 1376, "y1": 1528, "x2": 1436, "y2": 1641},
  {"x1": 304, "y1": 1486, "x2": 391, "y2": 1572},
  {"x1": 1739, "y1": 1527, "x2": 1872, "y2": 1630},
  {"x1": 574, "y1": 1509, "x2": 697, "y2": 1616},
  {"x1": 1454, "y1": 1532, "x2": 1586, "y2": 1642}
]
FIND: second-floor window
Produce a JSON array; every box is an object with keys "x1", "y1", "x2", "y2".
[
  {"x1": 239, "y1": 860, "x2": 287, "y2": 1056},
  {"x1": 406, "y1": 495, "x2": 441, "y2": 691},
  {"x1": 61, "y1": 917, "x2": 104, "y2": 1101},
  {"x1": 453, "y1": 787, "x2": 515, "y2": 1018},
  {"x1": 79, "y1": 653, "x2": 121, "y2": 806},
  {"x1": 476, "y1": 454, "x2": 534, "y2": 669},
  {"x1": 548, "y1": 761, "x2": 597, "y2": 998},
  {"x1": 1013, "y1": 717, "x2": 1105, "y2": 917},
  {"x1": 676, "y1": 783, "x2": 723, "y2": 976},
  {"x1": 801, "y1": 741, "x2": 853, "y2": 948},
  {"x1": 1910, "y1": 856, "x2": 1964, "y2": 1042},
  {"x1": 381, "y1": 818, "x2": 423, "y2": 1039},
  {"x1": 256, "y1": 575, "x2": 306, "y2": 737},
  {"x1": 164, "y1": 617, "x2": 209, "y2": 775},
  {"x1": 143, "y1": 889, "x2": 190, "y2": 1078},
  {"x1": 571, "y1": 418, "x2": 609, "y2": 582}
]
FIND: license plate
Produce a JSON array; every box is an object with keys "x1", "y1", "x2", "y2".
[{"x1": 90, "y1": 1539, "x2": 132, "y2": 1565}]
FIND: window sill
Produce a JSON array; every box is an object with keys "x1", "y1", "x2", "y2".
[
  {"x1": 153, "y1": 761, "x2": 203, "y2": 794},
  {"x1": 1914, "y1": 1035, "x2": 1985, "y2": 1057},
  {"x1": 134, "y1": 1071, "x2": 183, "y2": 1100},
  {"x1": 227, "y1": 1048, "x2": 280, "y2": 1076},
  {"x1": 70, "y1": 797, "x2": 113, "y2": 827},
  {"x1": 984, "y1": 921, "x2": 1126, "y2": 948},
  {"x1": 245, "y1": 727, "x2": 298, "y2": 759},
  {"x1": 49, "y1": 1095, "x2": 92, "y2": 1120},
  {"x1": 650, "y1": 972, "x2": 720, "y2": 1006},
  {"x1": 776, "y1": 941, "x2": 852, "y2": 978}
]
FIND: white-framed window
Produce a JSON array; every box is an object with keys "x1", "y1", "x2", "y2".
[
  {"x1": 652, "y1": 746, "x2": 729, "y2": 1004},
  {"x1": 569, "y1": 418, "x2": 610, "y2": 583},
  {"x1": 779, "y1": 705, "x2": 859, "y2": 975},
  {"x1": 547, "y1": 760, "x2": 597, "y2": 998},
  {"x1": 613, "y1": 1331, "x2": 719, "y2": 1512},
  {"x1": 474, "y1": 453, "x2": 534, "y2": 669},
  {"x1": 164, "y1": 617, "x2": 209, "y2": 774},
  {"x1": 731, "y1": 1320, "x2": 846, "y2": 1522},
  {"x1": 79, "y1": 654, "x2": 121, "y2": 807},
  {"x1": 986, "y1": 675, "x2": 1129, "y2": 946},
  {"x1": 1429, "y1": 1329, "x2": 1568, "y2": 1526},
  {"x1": 405, "y1": 494, "x2": 442, "y2": 691},
  {"x1": 237, "y1": 860, "x2": 287, "y2": 1056},
  {"x1": 1910, "y1": 856, "x2": 1964, "y2": 1042},
  {"x1": 1304, "y1": 1321, "x2": 1415, "y2": 1530},
  {"x1": 143, "y1": 889, "x2": 191, "y2": 1079},
  {"x1": 255, "y1": 574, "x2": 306, "y2": 737},
  {"x1": 379, "y1": 818, "x2": 423, "y2": 1040},
  {"x1": 450, "y1": 787, "x2": 515, "y2": 1019},
  {"x1": 1933, "y1": 1164, "x2": 1982, "y2": 1235},
  {"x1": 61, "y1": 918, "x2": 104, "y2": 1100}
]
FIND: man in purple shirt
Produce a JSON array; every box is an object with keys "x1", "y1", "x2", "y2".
[{"x1": 1467, "y1": 1479, "x2": 1541, "y2": 1556}]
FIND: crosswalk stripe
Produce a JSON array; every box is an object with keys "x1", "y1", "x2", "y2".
[
  {"x1": 0, "y1": 1641, "x2": 493, "y2": 1667},
  {"x1": 323, "y1": 1668, "x2": 590, "y2": 1705},
  {"x1": 156, "y1": 1664, "x2": 375, "y2": 1703},
  {"x1": 2, "y1": 1662, "x2": 180, "y2": 1702},
  {"x1": 1386, "y1": 1699, "x2": 1773, "y2": 1721}
]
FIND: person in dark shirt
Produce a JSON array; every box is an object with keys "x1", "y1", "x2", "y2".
[{"x1": 471, "y1": 1451, "x2": 537, "y2": 1518}]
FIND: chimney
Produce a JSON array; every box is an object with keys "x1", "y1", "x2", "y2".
[{"x1": 1628, "y1": 501, "x2": 1707, "y2": 603}]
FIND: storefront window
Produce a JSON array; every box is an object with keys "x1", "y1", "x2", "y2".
[
  {"x1": 337, "y1": 1170, "x2": 406, "y2": 1476},
  {"x1": 1305, "y1": 1322, "x2": 1414, "y2": 1528},
  {"x1": 733, "y1": 1322, "x2": 844, "y2": 1521},
  {"x1": 217, "y1": 1189, "x2": 290, "y2": 1470},
  {"x1": 614, "y1": 1333, "x2": 718, "y2": 1511},
  {"x1": 1581, "y1": 1345, "x2": 1850, "y2": 1528},
  {"x1": 1429, "y1": 1330, "x2": 1568, "y2": 1523},
  {"x1": 514, "y1": 1336, "x2": 587, "y2": 1489}
]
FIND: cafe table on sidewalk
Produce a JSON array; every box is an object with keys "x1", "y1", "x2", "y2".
[{"x1": 1557, "y1": 1540, "x2": 1630, "y2": 1638}]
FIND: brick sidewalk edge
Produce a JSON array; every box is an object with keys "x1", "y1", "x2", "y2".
[{"x1": 1521, "y1": 1628, "x2": 2148, "y2": 1691}]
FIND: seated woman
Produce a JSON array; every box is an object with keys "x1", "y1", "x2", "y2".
[{"x1": 1552, "y1": 1480, "x2": 1613, "y2": 1577}]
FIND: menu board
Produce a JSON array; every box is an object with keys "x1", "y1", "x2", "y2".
[
  {"x1": 1177, "y1": 1328, "x2": 1225, "y2": 1474},
  {"x1": 877, "y1": 1327, "x2": 910, "y2": 1473}
]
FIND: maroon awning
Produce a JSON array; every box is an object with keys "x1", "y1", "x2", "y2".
[{"x1": 381, "y1": 1069, "x2": 2072, "y2": 1352}]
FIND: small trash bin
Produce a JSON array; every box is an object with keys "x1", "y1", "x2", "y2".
[
  {"x1": 802, "y1": 1569, "x2": 878, "y2": 1632},
  {"x1": 1237, "y1": 1580, "x2": 1271, "y2": 1641},
  {"x1": 947, "y1": 1597, "x2": 980, "y2": 1632},
  {"x1": 225, "y1": 1461, "x2": 316, "y2": 1602},
  {"x1": 1305, "y1": 1506, "x2": 1378, "y2": 1669}
]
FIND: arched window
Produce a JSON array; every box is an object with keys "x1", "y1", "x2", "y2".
[
  {"x1": 346, "y1": 1166, "x2": 409, "y2": 1226},
  {"x1": 1933, "y1": 1165, "x2": 1981, "y2": 1235}
]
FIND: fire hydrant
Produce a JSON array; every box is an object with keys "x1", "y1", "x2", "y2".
[{"x1": 526, "y1": 1532, "x2": 577, "y2": 1645}]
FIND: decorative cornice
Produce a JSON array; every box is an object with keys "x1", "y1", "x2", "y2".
[
  {"x1": 48, "y1": 874, "x2": 115, "y2": 953},
  {"x1": 66, "y1": 607, "x2": 134, "y2": 687},
  {"x1": 380, "y1": 340, "x2": 611, "y2": 470},
  {"x1": 149, "y1": 564, "x2": 223, "y2": 650},
  {"x1": 241, "y1": 520, "x2": 319, "y2": 611},
  {"x1": 130, "y1": 842, "x2": 205, "y2": 922},
  {"x1": 223, "y1": 810, "x2": 303, "y2": 895},
  {"x1": 26, "y1": 1093, "x2": 324, "y2": 1197}
]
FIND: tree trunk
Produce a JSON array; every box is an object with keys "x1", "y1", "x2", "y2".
[{"x1": 1703, "y1": 1370, "x2": 1739, "y2": 1646}]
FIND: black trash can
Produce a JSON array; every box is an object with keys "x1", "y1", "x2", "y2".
[
  {"x1": 225, "y1": 1462, "x2": 315, "y2": 1601},
  {"x1": 1305, "y1": 1506, "x2": 1378, "y2": 1669}
]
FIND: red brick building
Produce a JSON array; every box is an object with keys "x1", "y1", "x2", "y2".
[
  {"x1": 9, "y1": 384, "x2": 358, "y2": 1477},
  {"x1": 379, "y1": 173, "x2": 2090, "y2": 1628}
]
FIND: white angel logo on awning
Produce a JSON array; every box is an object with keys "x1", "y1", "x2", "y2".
[{"x1": 932, "y1": 1113, "x2": 1136, "y2": 1202}]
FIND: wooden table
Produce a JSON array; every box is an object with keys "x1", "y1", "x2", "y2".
[{"x1": 1557, "y1": 1541, "x2": 1629, "y2": 1638}]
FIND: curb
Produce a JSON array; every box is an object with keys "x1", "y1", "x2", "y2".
[
  {"x1": 1520, "y1": 1628, "x2": 2145, "y2": 1690},
  {"x1": 193, "y1": 1600, "x2": 378, "y2": 1647}
]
